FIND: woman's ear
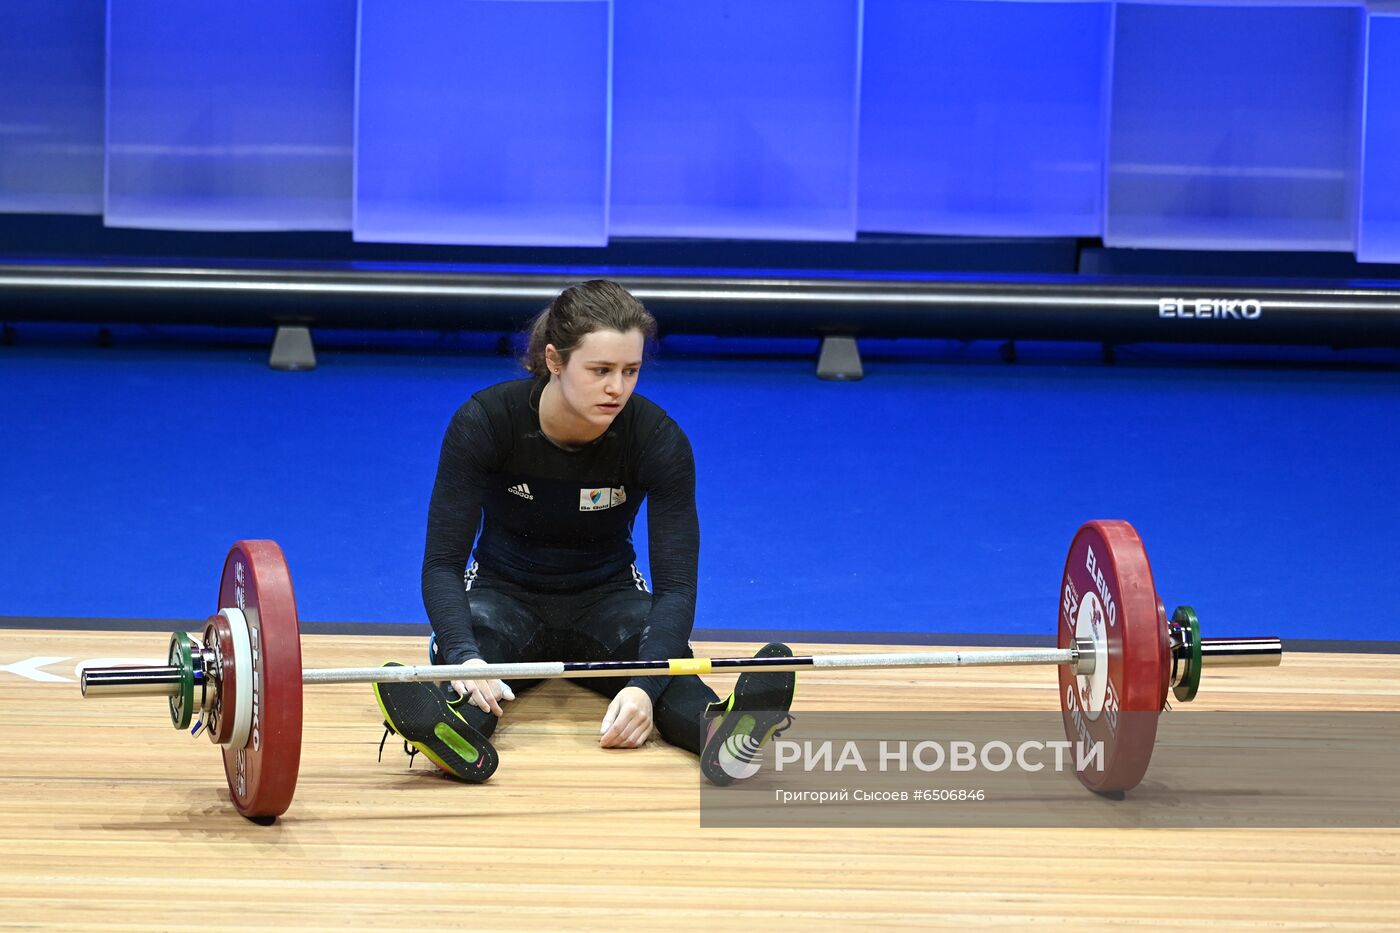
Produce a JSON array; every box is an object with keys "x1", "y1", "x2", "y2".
[{"x1": 544, "y1": 344, "x2": 561, "y2": 377}]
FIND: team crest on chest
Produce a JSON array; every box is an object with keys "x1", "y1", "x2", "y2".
[{"x1": 579, "y1": 487, "x2": 627, "y2": 511}]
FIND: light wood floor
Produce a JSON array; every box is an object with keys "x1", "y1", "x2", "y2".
[{"x1": 2, "y1": 629, "x2": 1398, "y2": 931}]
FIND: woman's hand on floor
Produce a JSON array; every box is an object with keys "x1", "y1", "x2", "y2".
[{"x1": 600, "y1": 686, "x2": 654, "y2": 748}]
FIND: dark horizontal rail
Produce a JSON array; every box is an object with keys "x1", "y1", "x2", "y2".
[{"x1": 4, "y1": 262, "x2": 1400, "y2": 346}]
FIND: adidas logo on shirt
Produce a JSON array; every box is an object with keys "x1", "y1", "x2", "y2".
[{"x1": 508, "y1": 483, "x2": 534, "y2": 500}]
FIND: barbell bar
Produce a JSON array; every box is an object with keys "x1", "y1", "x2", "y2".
[
  {"x1": 83, "y1": 639, "x2": 1281, "y2": 695},
  {"x1": 77, "y1": 521, "x2": 1282, "y2": 821}
]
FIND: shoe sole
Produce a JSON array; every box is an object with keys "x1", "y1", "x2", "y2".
[
  {"x1": 701, "y1": 644, "x2": 796, "y2": 786},
  {"x1": 373, "y1": 666, "x2": 499, "y2": 783}
]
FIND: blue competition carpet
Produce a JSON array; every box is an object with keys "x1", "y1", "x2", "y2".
[{"x1": 2, "y1": 327, "x2": 1397, "y2": 643}]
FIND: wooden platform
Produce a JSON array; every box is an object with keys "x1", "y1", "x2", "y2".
[{"x1": 2, "y1": 630, "x2": 1398, "y2": 930}]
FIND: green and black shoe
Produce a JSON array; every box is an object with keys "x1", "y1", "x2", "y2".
[
  {"x1": 700, "y1": 642, "x2": 797, "y2": 786},
  {"x1": 373, "y1": 662, "x2": 499, "y2": 783}
]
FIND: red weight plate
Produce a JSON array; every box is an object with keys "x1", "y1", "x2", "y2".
[
  {"x1": 217, "y1": 540, "x2": 303, "y2": 821},
  {"x1": 1057, "y1": 521, "x2": 1169, "y2": 795}
]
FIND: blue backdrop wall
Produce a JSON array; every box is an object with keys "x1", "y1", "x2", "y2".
[{"x1": 1, "y1": 0, "x2": 1397, "y2": 260}]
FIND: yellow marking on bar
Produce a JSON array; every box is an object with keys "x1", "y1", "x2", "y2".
[{"x1": 669, "y1": 658, "x2": 712, "y2": 676}]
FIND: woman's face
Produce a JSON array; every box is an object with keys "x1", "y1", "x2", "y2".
[{"x1": 547, "y1": 328, "x2": 645, "y2": 429}]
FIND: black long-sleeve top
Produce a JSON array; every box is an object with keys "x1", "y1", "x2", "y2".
[{"x1": 421, "y1": 377, "x2": 699, "y2": 702}]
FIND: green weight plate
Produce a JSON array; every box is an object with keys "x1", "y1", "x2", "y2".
[
  {"x1": 168, "y1": 630, "x2": 195, "y2": 730},
  {"x1": 1171, "y1": 606, "x2": 1202, "y2": 703}
]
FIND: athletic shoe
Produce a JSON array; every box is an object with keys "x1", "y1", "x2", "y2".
[
  {"x1": 373, "y1": 661, "x2": 499, "y2": 783},
  {"x1": 700, "y1": 642, "x2": 797, "y2": 786}
]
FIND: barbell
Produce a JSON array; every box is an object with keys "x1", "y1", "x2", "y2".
[{"x1": 79, "y1": 520, "x2": 1281, "y2": 822}]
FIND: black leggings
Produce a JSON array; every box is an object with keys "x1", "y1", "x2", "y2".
[{"x1": 437, "y1": 565, "x2": 720, "y2": 754}]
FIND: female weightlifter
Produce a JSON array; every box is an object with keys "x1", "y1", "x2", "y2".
[{"x1": 374, "y1": 279, "x2": 795, "y2": 785}]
